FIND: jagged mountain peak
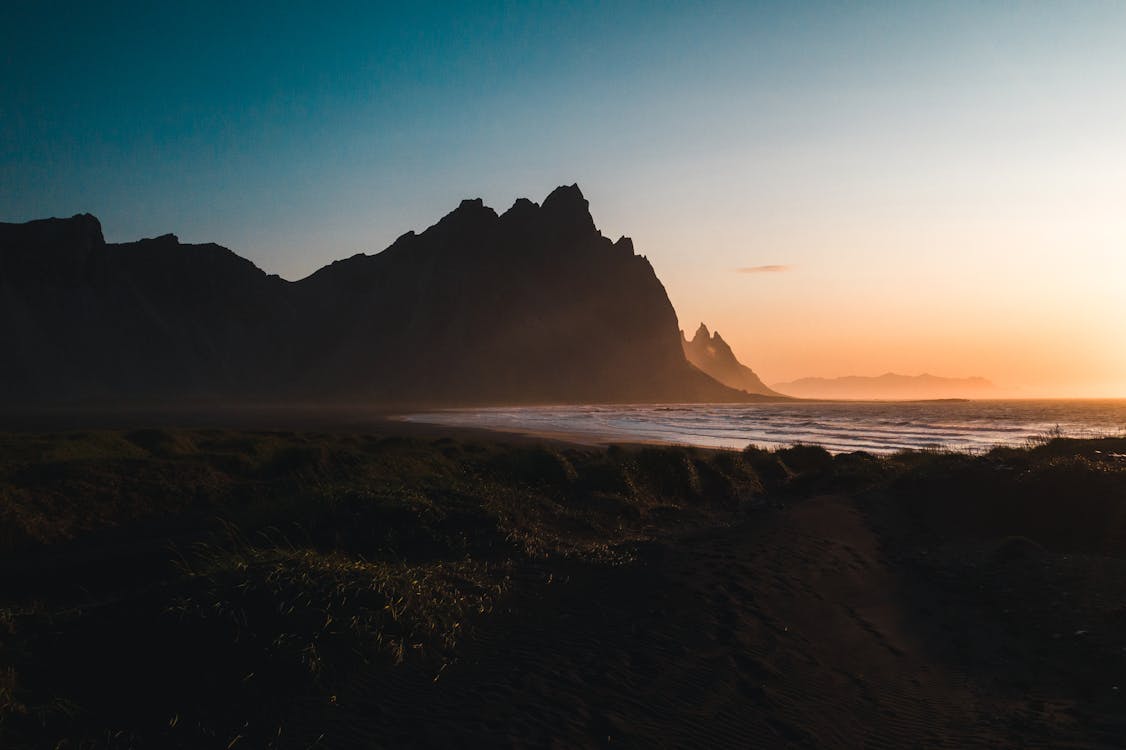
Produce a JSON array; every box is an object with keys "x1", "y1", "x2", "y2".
[
  {"x1": 541, "y1": 183, "x2": 595, "y2": 235},
  {"x1": 501, "y1": 197, "x2": 540, "y2": 219},
  {"x1": 0, "y1": 189, "x2": 758, "y2": 406},
  {"x1": 434, "y1": 197, "x2": 499, "y2": 231},
  {"x1": 66, "y1": 213, "x2": 105, "y2": 245},
  {"x1": 682, "y1": 322, "x2": 783, "y2": 398},
  {"x1": 543, "y1": 182, "x2": 586, "y2": 207}
]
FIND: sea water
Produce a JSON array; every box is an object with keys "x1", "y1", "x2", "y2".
[{"x1": 405, "y1": 400, "x2": 1126, "y2": 454}]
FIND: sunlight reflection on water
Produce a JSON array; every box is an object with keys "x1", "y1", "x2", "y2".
[{"x1": 407, "y1": 400, "x2": 1126, "y2": 454}]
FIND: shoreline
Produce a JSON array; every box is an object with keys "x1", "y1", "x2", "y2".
[
  {"x1": 3, "y1": 398, "x2": 1123, "y2": 455},
  {"x1": 400, "y1": 401, "x2": 1126, "y2": 455}
]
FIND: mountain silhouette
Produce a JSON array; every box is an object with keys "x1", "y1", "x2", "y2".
[
  {"x1": 772, "y1": 373, "x2": 997, "y2": 400},
  {"x1": 681, "y1": 323, "x2": 782, "y2": 397},
  {"x1": 0, "y1": 186, "x2": 764, "y2": 407}
]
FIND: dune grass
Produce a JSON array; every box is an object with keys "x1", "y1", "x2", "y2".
[
  {"x1": 0, "y1": 429, "x2": 1123, "y2": 747},
  {"x1": 0, "y1": 430, "x2": 770, "y2": 747}
]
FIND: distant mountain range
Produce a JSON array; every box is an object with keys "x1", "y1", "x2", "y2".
[
  {"x1": 0, "y1": 185, "x2": 772, "y2": 408},
  {"x1": 681, "y1": 324, "x2": 782, "y2": 397},
  {"x1": 772, "y1": 373, "x2": 997, "y2": 400}
]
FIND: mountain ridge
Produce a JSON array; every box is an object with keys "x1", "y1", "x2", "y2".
[
  {"x1": 0, "y1": 185, "x2": 769, "y2": 407},
  {"x1": 681, "y1": 323, "x2": 783, "y2": 397},
  {"x1": 772, "y1": 372, "x2": 997, "y2": 400}
]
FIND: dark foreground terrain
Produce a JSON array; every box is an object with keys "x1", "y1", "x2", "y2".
[{"x1": 1, "y1": 428, "x2": 1125, "y2": 748}]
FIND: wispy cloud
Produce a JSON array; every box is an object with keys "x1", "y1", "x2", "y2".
[{"x1": 736, "y1": 264, "x2": 791, "y2": 274}]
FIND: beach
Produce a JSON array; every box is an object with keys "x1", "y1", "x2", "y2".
[
  {"x1": 2, "y1": 425, "x2": 1125, "y2": 747},
  {"x1": 406, "y1": 399, "x2": 1126, "y2": 453}
]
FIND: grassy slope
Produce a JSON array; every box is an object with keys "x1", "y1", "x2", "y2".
[{"x1": 0, "y1": 430, "x2": 1124, "y2": 747}]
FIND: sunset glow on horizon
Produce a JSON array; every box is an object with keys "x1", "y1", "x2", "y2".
[{"x1": 4, "y1": 2, "x2": 1125, "y2": 397}]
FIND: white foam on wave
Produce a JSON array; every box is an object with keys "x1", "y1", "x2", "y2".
[{"x1": 405, "y1": 400, "x2": 1126, "y2": 454}]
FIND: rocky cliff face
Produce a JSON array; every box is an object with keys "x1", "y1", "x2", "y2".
[
  {"x1": 0, "y1": 215, "x2": 295, "y2": 403},
  {"x1": 0, "y1": 186, "x2": 752, "y2": 406},
  {"x1": 681, "y1": 323, "x2": 782, "y2": 397}
]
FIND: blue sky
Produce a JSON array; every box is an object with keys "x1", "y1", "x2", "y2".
[{"x1": 3, "y1": 2, "x2": 1125, "y2": 393}]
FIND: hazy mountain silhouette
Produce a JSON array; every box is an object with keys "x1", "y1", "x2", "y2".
[
  {"x1": 772, "y1": 373, "x2": 997, "y2": 400},
  {"x1": 0, "y1": 186, "x2": 762, "y2": 407},
  {"x1": 681, "y1": 323, "x2": 782, "y2": 397}
]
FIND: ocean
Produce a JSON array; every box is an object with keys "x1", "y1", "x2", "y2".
[{"x1": 405, "y1": 400, "x2": 1126, "y2": 454}]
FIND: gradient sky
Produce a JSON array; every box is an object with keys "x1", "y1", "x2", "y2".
[{"x1": 3, "y1": 1, "x2": 1124, "y2": 396}]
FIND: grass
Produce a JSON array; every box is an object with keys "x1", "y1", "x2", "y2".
[
  {"x1": 0, "y1": 429, "x2": 1123, "y2": 747},
  {"x1": 0, "y1": 430, "x2": 770, "y2": 747}
]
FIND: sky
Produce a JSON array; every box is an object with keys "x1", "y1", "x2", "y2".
[{"x1": 3, "y1": 1, "x2": 1125, "y2": 397}]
